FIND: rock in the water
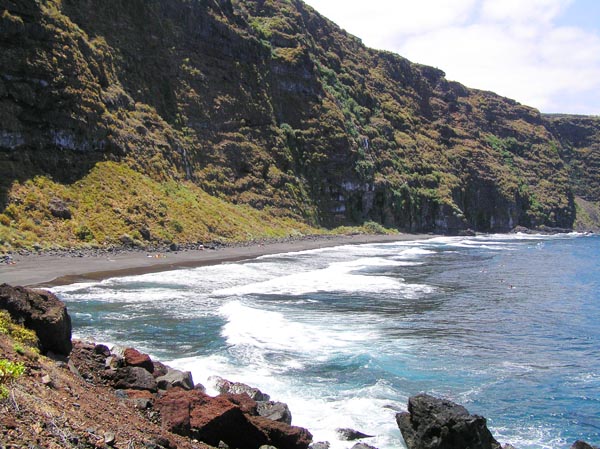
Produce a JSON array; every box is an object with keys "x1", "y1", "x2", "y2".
[
  {"x1": 210, "y1": 376, "x2": 271, "y2": 401},
  {"x1": 257, "y1": 400, "x2": 293, "y2": 424},
  {"x1": 123, "y1": 347, "x2": 154, "y2": 373},
  {"x1": 351, "y1": 444, "x2": 379, "y2": 449},
  {"x1": 571, "y1": 442, "x2": 598, "y2": 449},
  {"x1": 336, "y1": 428, "x2": 374, "y2": 441},
  {"x1": 156, "y1": 368, "x2": 194, "y2": 390},
  {"x1": 0, "y1": 284, "x2": 72, "y2": 355},
  {"x1": 396, "y1": 394, "x2": 501, "y2": 449},
  {"x1": 310, "y1": 443, "x2": 330, "y2": 449}
]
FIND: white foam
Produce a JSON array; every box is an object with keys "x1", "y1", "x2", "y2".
[{"x1": 219, "y1": 301, "x2": 378, "y2": 364}]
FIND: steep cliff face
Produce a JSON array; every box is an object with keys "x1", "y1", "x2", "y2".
[
  {"x1": 0, "y1": 0, "x2": 589, "y2": 249},
  {"x1": 543, "y1": 114, "x2": 600, "y2": 230}
]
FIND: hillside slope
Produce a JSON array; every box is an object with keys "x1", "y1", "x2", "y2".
[{"x1": 0, "y1": 0, "x2": 596, "y2": 250}]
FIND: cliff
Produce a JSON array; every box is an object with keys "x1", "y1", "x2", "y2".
[
  {"x1": 0, "y1": 0, "x2": 596, "y2": 250},
  {"x1": 543, "y1": 114, "x2": 600, "y2": 230}
]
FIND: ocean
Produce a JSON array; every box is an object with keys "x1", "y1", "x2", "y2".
[{"x1": 52, "y1": 233, "x2": 600, "y2": 449}]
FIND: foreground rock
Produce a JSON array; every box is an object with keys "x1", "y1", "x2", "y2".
[
  {"x1": 156, "y1": 387, "x2": 312, "y2": 449},
  {"x1": 0, "y1": 283, "x2": 72, "y2": 355},
  {"x1": 68, "y1": 342, "x2": 312, "y2": 449},
  {"x1": 571, "y1": 441, "x2": 599, "y2": 449},
  {"x1": 396, "y1": 394, "x2": 501, "y2": 449}
]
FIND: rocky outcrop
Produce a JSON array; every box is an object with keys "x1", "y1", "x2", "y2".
[
  {"x1": 396, "y1": 394, "x2": 501, "y2": 449},
  {"x1": 155, "y1": 387, "x2": 312, "y2": 449},
  {"x1": 69, "y1": 342, "x2": 312, "y2": 449},
  {"x1": 0, "y1": 283, "x2": 72, "y2": 355}
]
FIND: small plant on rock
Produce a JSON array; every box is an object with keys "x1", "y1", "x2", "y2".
[{"x1": 0, "y1": 358, "x2": 25, "y2": 400}]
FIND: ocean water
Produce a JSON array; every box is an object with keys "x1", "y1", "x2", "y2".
[{"x1": 53, "y1": 234, "x2": 600, "y2": 449}]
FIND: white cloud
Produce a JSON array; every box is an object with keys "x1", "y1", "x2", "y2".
[
  {"x1": 302, "y1": 0, "x2": 600, "y2": 115},
  {"x1": 480, "y1": 0, "x2": 573, "y2": 24},
  {"x1": 303, "y1": 0, "x2": 477, "y2": 48}
]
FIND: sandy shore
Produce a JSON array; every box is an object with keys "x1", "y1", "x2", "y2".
[{"x1": 0, "y1": 233, "x2": 432, "y2": 288}]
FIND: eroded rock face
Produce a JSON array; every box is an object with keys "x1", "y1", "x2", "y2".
[
  {"x1": 396, "y1": 394, "x2": 501, "y2": 449},
  {"x1": 0, "y1": 284, "x2": 72, "y2": 355}
]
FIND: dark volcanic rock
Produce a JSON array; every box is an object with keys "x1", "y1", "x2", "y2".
[
  {"x1": 396, "y1": 394, "x2": 501, "y2": 449},
  {"x1": 48, "y1": 197, "x2": 72, "y2": 219},
  {"x1": 257, "y1": 400, "x2": 293, "y2": 424},
  {"x1": 336, "y1": 428, "x2": 374, "y2": 441},
  {"x1": 156, "y1": 368, "x2": 194, "y2": 391},
  {"x1": 571, "y1": 441, "x2": 598, "y2": 449},
  {"x1": 0, "y1": 284, "x2": 72, "y2": 355},
  {"x1": 112, "y1": 366, "x2": 158, "y2": 392}
]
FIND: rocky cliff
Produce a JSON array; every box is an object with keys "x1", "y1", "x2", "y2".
[
  {"x1": 543, "y1": 114, "x2": 600, "y2": 230},
  {"x1": 0, "y1": 0, "x2": 597, "y2": 249}
]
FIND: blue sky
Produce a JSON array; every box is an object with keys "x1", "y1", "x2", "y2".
[{"x1": 303, "y1": 0, "x2": 600, "y2": 115}]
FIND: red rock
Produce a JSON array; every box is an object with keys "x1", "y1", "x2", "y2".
[
  {"x1": 217, "y1": 392, "x2": 258, "y2": 415},
  {"x1": 249, "y1": 415, "x2": 313, "y2": 449},
  {"x1": 156, "y1": 388, "x2": 268, "y2": 449},
  {"x1": 123, "y1": 348, "x2": 154, "y2": 373}
]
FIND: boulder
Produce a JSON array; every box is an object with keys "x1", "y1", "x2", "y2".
[
  {"x1": 396, "y1": 394, "x2": 501, "y2": 449},
  {"x1": 351, "y1": 444, "x2": 379, "y2": 449},
  {"x1": 219, "y1": 392, "x2": 259, "y2": 415},
  {"x1": 123, "y1": 347, "x2": 154, "y2": 373},
  {"x1": 156, "y1": 368, "x2": 194, "y2": 391},
  {"x1": 0, "y1": 284, "x2": 72, "y2": 355},
  {"x1": 336, "y1": 428, "x2": 373, "y2": 441},
  {"x1": 210, "y1": 375, "x2": 270, "y2": 401},
  {"x1": 310, "y1": 443, "x2": 330, "y2": 449},
  {"x1": 257, "y1": 400, "x2": 293, "y2": 424},
  {"x1": 249, "y1": 415, "x2": 312, "y2": 449},
  {"x1": 155, "y1": 388, "x2": 269, "y2": 448},
  {"x1": 571, "y1": 442, "x2": 598, "y2": 449},
  {"x1": 152, "y1": 361, "x2": 169, "y2": 378},
  {"x1": 48, "y1": 198, "x2": 72, "y2": 219},
  {"x1": 112, "y1": 366, "x2": 158, "y2": 392}
]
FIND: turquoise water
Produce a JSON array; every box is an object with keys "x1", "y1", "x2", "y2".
[{"x1": 53, "y1": 234, "x2": 600, "y2": 449}]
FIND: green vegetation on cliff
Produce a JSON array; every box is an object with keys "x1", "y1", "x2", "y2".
[{"x1": 1, "y1": 0, "x2": 597, "y2": 250}]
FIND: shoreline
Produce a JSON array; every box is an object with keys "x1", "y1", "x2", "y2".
[{"x1": 0, "y1": 233, "x2": 433, "y2": 288}]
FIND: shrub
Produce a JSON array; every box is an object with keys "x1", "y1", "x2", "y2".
[
  {"x1": 0, "y1": 310, "x2": 39, "y2": 348},
  {"x1": 0, "y1": 358, "x2": 25, "y2": 400}
]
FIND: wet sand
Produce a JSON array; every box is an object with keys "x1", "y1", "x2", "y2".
[{"x1": 0, "y1": 233, "x2": 432, "y2": 287}]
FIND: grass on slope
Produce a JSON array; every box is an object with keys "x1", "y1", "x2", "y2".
[{"x1": 0, "y1": 161, "x2": 321, "y2": 251}]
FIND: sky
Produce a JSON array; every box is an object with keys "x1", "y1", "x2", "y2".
[{"x1": 302, "y1": 0, "x2": 600, "y2": 115}]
